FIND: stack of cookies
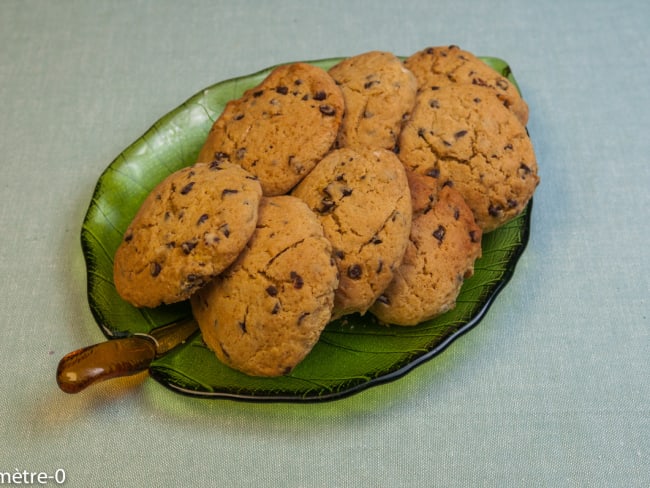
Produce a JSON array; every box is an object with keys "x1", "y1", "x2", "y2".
[{"x1": 113, "y1": 46, "x2": 539, "y2": 377}]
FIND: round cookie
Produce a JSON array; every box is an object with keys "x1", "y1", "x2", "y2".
[
  {"x1": 404, "y1": 45, "x2": 529, "y2": 126},
  {"x1": 196, "y1": 62, "x2": 344, "y2": 196},
  {"x1": 328, "y1": 51, "x2": 417, "y2": 151},
  {"x1": 113, "y1": 161, "x2": 262, "y2": 308},
  {"x1": 398, "y1": 83, "x2": 539, "y2": 232},
  {"x1": 370, "y1": 173, "x2": 482, "y2": 326},
  {"x1": 291, "y1": 147, "x2": 412, "y2": 318},
  {"x1": 190, "y1": 196, "x2": 339, "y2": 377}
]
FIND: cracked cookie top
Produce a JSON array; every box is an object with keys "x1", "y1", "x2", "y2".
[
  {"x1": 190, "y1": 195, "x2": 339, "y2": 377},
  {"x1": 113, "y1": 161, "x2": 262, "y2": 308},
  {"x1": 196, "y1": 62, "x2": 344, "y2": 196},
  {"x1": 370, "y1": 172, "x2": 482, "y2": 325},
  {"x1": 328, "y1": 51, "x2": 417, "y2": 151},
  {"x1": 292, "y1": 147, "x2": 412, "y2": 318},
  {"x1": 405, "y1": 45, "x2": 529, "y2": 126},
  {"x1": 398, "y1": 83, "x2": 539, "y2": 232}
]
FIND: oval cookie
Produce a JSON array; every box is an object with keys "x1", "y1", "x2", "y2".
[
  {"x1": 398, "y1": 83, "x2": 539, "y2": 232},
  {"x1": 328, "y1": 51, "x2": 417, "y2": 151},
  {"x1": 196, "y1": 62, "x2": 344, "y2": 196},
  {"x1": 113, "y1": 161, "x2": 262, "y2": 308},
  {"x1": 292, "y1": 147, "x2": 412, "y2": 318},
  {"x1": 190, "y1": 196, "x2": 339, "y2": 377},
  {"x1": 404, "y1": 45, "x2": 529, "y2": 126},
  {"x1": 370, "y1": 173, "x2": 482, "y2": 325}
]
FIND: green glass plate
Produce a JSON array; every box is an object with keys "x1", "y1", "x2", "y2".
[{"x1": 81, "y1": 56, "x2": 531, "y2": 402}]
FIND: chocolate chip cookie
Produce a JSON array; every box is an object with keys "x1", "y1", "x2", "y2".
[
  {"x1": 190, "y1": 195, "x2": 339, "y2": 377},
  {"x1": 398, "y1": 83, "x2": 539, "y2": 232},
  {"x1": 291, "y1": 147, "x2": 412, "y2": 318},
  {"x1": 196, "y1": 62, "x2": 344, "y2": 196},
  {"x1": 370, "y1": 173, "x2": 482, "y2": 325},
  {"x1": 404, "y1": 45, "x2": 529, "y2": 126},
  {"x1": 328, "y1": 50, "x2": 417, "y2": 151},
  {"x1": 113, "y1": 161, "x2": 262, "y2": 308}
]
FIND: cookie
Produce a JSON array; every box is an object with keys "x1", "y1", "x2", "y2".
[
  {"x1": 397, "y1": 83, "x2": 539, "y2": 232},
  {"x1": 190, "y1": 196, "x2": 339, "y2": 377},
  {"x1": 328, "y1": 51, "x2": 417, "y2": 151},
  {"x1": 404, "y1": 45, "x2": 529, "y2": 126},
  {"x1": 113, "y1": 161, "x2": 262, "y2": 308},
  {"x1": 370, "y1": 173, "x2": 482, "y2": 325},
  {"x1": 196, "y1": 62, "x2": 344, "y2": 196},
  {"x1": 291, "y1": 147, "x2": 412, "y2": 318}
]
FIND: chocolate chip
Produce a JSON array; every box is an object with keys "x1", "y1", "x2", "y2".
[
  {"x1": 234, "y1": 113, "x2": 245, "y2": 121},
  {"x1": 266, "y1": 285, "x2": 278, "y2": 297},
  {"x1": 454, "y1": 208, "x2": 460, "y2": 220},
  {"x1": 210, "y1": 151, "x2": 230, "y2": 169},
  {"x1": 197, "y1": 214, "x2": 209, "y2": 225},
  {"x1": 271, "y1": 303, "x2": 280, "y2": 315},
  {"x1": 181, "y1": 240, "x2": 197, "y2": 254},
  {"x1": 334, "y1": 249, "x2": 345, "y2": 260},
  {"x1": 313, "y1": 90, "x2": 327, "y2": 101},
  {"x1": 222, "y1": 188, "x2": 239, "y2": 197},
  {"x1": 318, "y1": 198, "x2": 335, "y2": 213},
  {"x1": 426, "y1": 168, "x2": 440, "y2": 178},
  {"x1": 290, "y1": 271, "x2": 304, "y2": 289},
  {"x1": 124, "y1": 232, "x2": 133, "y2": 243},
  {"x1": 276, "y1": 85, "x2": 289, "y2": 95},
  {"x1": 417, "y1": 128, "x2": 426, "y2": 138},
  {"x1": 488, "y1": 204, "x2": 503, "y2": 217},
  {"x1": 376, "y1": 294, "x2": 390, "y2": 305},
  {"x1": 319, "y1": 104, "x2": 336, "y2": 116},
  {"x1": 519, "y1": 163, "x2": 532, "y2": 175},
  {"x1": 220, "y1": 223, "x2": 230, "y2": 238},
  {"x1": 341, "y1": 187, "x2": 353, "y2": 197},
  {"x1": 252, "y1": 90, "x2": 264, "y2": 98},
  {"x1": 239, "y1": 320, "x2": 247, "y2": 333},
  {"x1": 180, "y1": 182, "x2": 195, "y2": 195},
  {"x1": 364, "y1": 80, "x2": 379, "y2": 89},
  {"x1": 496, "y1": 78, "x2": 509, "y2": 90},
  {"x1": 347, "y1": 264, "x2": 362, "y2": 280},
  {"x1": 469, "y1": 230, "x2": 480, "y2": 243},
  {"x1": 150, "y1": 262, "x2": 161, "y2": 277},
  {"x1": 432, "y1": 225, "x2": 446, "y2": 243},
  {"x1": 429, "y1": 99, "x2": 440, "y2": 109},
  {"x1": 454, "y1": 130, "x2": 468, "y2": 139},
  {"x1": 508, "y1": 199, "x2": 519, "y2": 208},
  {"x1": 504, "y1": 143, "x2": 514, "y2": 151}
]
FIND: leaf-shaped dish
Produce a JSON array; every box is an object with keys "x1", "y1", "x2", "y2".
[{"x1": 81, "y1": 56, "x2": 531, "y2": 402}]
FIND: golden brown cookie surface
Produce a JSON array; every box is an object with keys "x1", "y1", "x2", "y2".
[
  {"x1": 404, "y1": 45, "x2": 529, "y2": 126},
  {"x1": 328, "y1": 51, "x2": 417, "y2": 151},
  {"x1": 196, "y1": 62, "x2": 344, "y2": 196},
  {"x1": 398, "y1": 83, "x2": 539, "y2": 232},
  {"x1": 292, "y1": 147, "x2": 412, "y2": 318},
  {"x1": 191, "y1": 196, "x2": 339, "y2": 377},
  {"x1": 113, "y1": 161, "x2": 262, "y2": 308},
  {"x1": 370, "y1": 173, "x2": 482, "y2": 325}
]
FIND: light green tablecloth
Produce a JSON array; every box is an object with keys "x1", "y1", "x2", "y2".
[{"x1": 1, "y1": 1, "x2": 648, "y2": 486}]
